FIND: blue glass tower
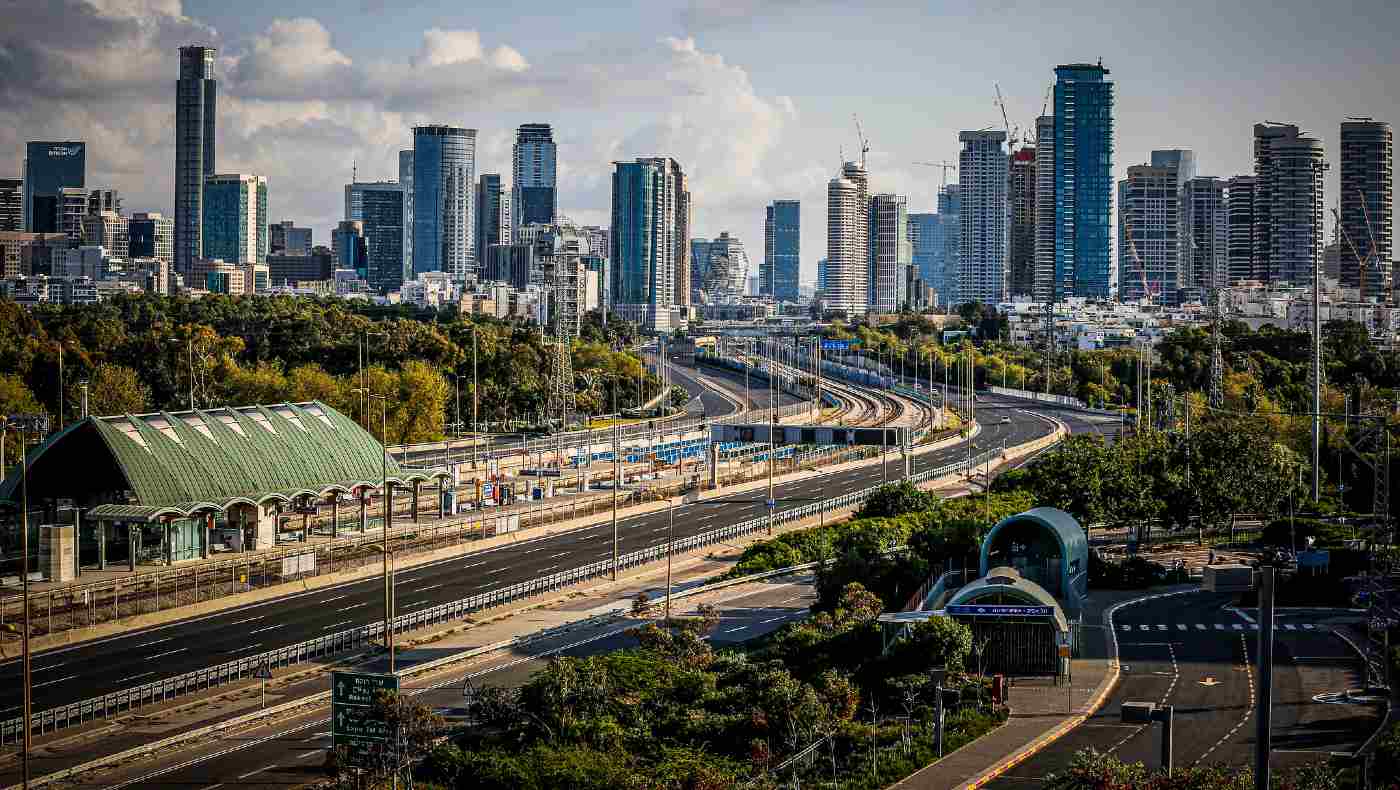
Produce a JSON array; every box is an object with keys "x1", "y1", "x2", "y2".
[
  {"x1": 1053, "y1": 62, "x2": 1114, "y2": 300},
  {"x1": 610, "y1": 160, "x2": 658, "y2": 307},
  {"x1": 763, "y1": 200, "x2": 800, "y2": 301}
]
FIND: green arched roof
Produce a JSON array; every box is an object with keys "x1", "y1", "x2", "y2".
[
  {"x1": 1, "y1": 401, "x2": 447, "y2": 518},
  {"x1": 980, "y1": 506, "x2": 1088, "y2": 578}
]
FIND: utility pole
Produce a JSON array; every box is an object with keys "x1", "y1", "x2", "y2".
[
  {"x1": 187, "y1": 337, "x2": 195, "y2": 412},
  {"x1": 372, "y1": 394, "x2": 395, "y2": 673},
  {"x1": 10, "y1": 413, "x2": 48, "y2": 790},
  {"x1": 1311, "y1": 159, "x2": 1329, "y2": 501},
  {"x1": 611, "y1": 390, "x2": 620, "y2": 581},
  {"x1": 1256, "y1": 565, "x2": 1276, "y2": 790},
  {"x1": 472, "y1": 326, "x2": 479, "y2": 468},
  {"x1": 768, "y1": 340, "x2": 776, "y2": 536}
]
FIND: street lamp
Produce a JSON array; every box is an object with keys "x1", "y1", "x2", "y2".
[
  {"x1": 6, "y1": 412, "x2": 49, "y2": 790},
  {"x1": 368, "y1": 393, "x2": 396, "y2": 671}
]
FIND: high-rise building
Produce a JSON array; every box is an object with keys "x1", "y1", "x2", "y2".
[
  {"x1": 398, "y1": 150, "x2": 414, "y2": 273},
  {"x1": 958, "y1": 130, "x2": 1009, "y2": 306},
  {"x1": 128, "y1": 212, "x2": 174, "y2": 263},
  {"x1": 22, "y1": 141, "x2": 85, "y2": 233},
  {"x1": 268, "y1": 247, "x2": 333, "y2": 286},
  {"x1": 1339, "y1": 119, "x2": 1392, "y2": 299},
  {"x1": 1008, "y1": 147, "x2": 1037, "y2": 299},
  {"x1": 347, "y1": 182, "x2": 409, "y2": 292},
  {"x1": 59, "y1": 188, "x2": 88, "y2": 242},
  {"x1": 1253, "y1": 123, "x2": 1326, "y2": 286},
  {"x1": 689, "y1": 237, "x2": 713, "y2": 302},
  {"x1": 868, "y1": 193, "x2": 910, "y2": 312},
  {"x1": 86, "y1": 189, "x2": 121, "y2": 217},
  {"x1": 0, "y1": 179, "x2": 20, "y2": 232},
  {"x1": 81, "y1": 212, "x2": 128, "y2": 258},
  {"x1": 175, "y1": 46, "x2": 217, "y2": 274},
  {"x1": 332, "y1": 220, "x2": 368, "y2": 278},
  {"x1": 513, "y1": 124, "x2": 557, "y2": 229},
  {"x1": 475, "y1": 174, "x2": 510, "y2": 268},
  {"x1": 935, "y1": 185, "x2": 961, "y2": 308},
  {"x1": 825, "y1": 162, "x2": 868, "y2": 315},
  {"x1": 1181, "y1": 177, "x2": 1229, "y2": 301},
  {"x1": 1033, "y1": 116, "x2": 1056, "y2": 303},
  {"x1": 1053, "y1": 62, "x2": 1114, "y2": 299},
  {"x1": 412, "y1": 125, "x2": 475, "y2": 281},
  {"x1": 202, "y1": 174, "x2": 268, "y2": 265},
  {"x1": 1226, "y1": 176, "x2": 1258, "y2": 283},
  {"x1": 909, "y1": 213, "x2": 938, "y2": 296},
  {"x1": 763, "y1": 200, "x2": 800, "y2": 301},
  {"x1": 610, "y1": 157, "x2": 689, "y2": 331},
  {"x1": 817, "y1": 258, "x2": 829, "y2": 291},
  {"x1": 1118, "y1": 165, "x2": 1180, "y2": 304},
  {"x1": 269, "y1": 220, "x2": 312, "y2": 256},
  {"x1": 694, "y1": 232, "x2": 748, "y2": 304}
]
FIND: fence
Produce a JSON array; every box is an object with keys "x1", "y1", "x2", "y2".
[{"x1": 0, "y1": 443, "x2": 1006, "y2": 746}]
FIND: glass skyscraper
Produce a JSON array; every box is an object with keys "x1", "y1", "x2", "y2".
[
  {"x1": 611, "y1": 157, "x2": 689, "y2": 330},
  {"x1": 202, "y1": 174, "x2": 268, "y2": 264},
  {"x1": 763, "y1": 200, "x2": 800, "y2": 301},
  {"x1": 412, "y1": 125, "x2": 475, "y2": 281},
  {"x1": 346, "y1": 182, "x2": 408, "y2": 292},
  {"x1": 513, "y1": 124, "x2": 557, "y2": 228},
  {"x1": 175, "y1": 46, "x2": 217, "y2": 274},
  {"x1": 1053, "y1": 62, "x2": 1114, "y2": 300},
  {"x1": 22, "y1": 141, "x2": 85, "y2": 233}
]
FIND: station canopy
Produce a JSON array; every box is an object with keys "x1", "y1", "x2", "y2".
[{"x1": 0, "y1": 401, "x2": 446, "y2": 522}]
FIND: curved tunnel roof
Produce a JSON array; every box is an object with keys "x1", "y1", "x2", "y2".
[
  {"x1": 1, "y1": 401, "x2": 448, "y2": 520},
  {"x1": 944, "y1": 566, "x2": 1069, "y2": 632},
  {"x1": 980, "y1": 506, "x2": 1088, "y2": 576}
]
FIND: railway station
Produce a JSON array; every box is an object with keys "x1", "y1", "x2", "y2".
[{"x1": 0, "y1": 401, "x2": 448, "y2": 575}]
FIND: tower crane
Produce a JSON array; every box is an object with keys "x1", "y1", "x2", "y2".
[
  {"x1": 852, "y1": 114, "x2": 870, "y2": 167},
  {"x1": 994, "y1": 82, "x2": 1020, "y2": 149},
  {"x1": 912, "y1": 161, "x2": 958, "y2": 189}
]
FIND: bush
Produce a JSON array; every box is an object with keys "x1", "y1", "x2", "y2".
[
  {"x1": 856, "y1": 481, "x2": 937, "y2": 519},
  {"x1": 1261, "y1": 517, "x2": 1355, "y2": 548},
  {"x1": 1088, "y1": 552, "x2": 1175, "y2": 589}
]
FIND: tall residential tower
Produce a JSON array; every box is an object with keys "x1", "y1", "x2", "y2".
[
  {"x1": 957, "y1": 130, "x2": 1009, "y2": 306},
  {"x1": 175, "y1": 46, "x2": 217, "y2": 274},
  {"x1": 513, "y1": 124, "x2": 557, "y2": 228},
  {"x1": 1053, "y1": 62, "x2": 1114, "y2": 299},
  {"x1": 763, "y1": 200, "x2": 800, "y2": 301},
  {"x1": 1338, "y1": 119, "x2": 1392, "y2": 299},
  {"x1": 412, "y1": 125, "x2": 476, "y2": 281}
]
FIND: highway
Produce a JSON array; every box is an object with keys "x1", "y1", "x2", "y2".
[
  {"x1": 76, "y1": 575, "x2": 823, "y2": 789},
  {"x1": 987, "y1": 591, "x2": 1381, "y2": 787},
  {"x1": 0, "y1": 381, "x2": 1050, "y2": 725}
]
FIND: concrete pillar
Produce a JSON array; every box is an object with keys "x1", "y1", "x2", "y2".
[
  {"x1": 164, "y1": 522, "x2": 172, "y2": 565},
  {"x1": 301, "y1": 508, "x2": 309, "y2": 542},
  {"x1": 359, "y1": 490, "x2": 368, "y2": 533},
  {"x1": 331, "y1": 496, "x2": 339, "y2": 539},
  {"x1": 74, "y1": 510, "x2": 83, "y2": 578},
  {"x1": 438, "y1": 479, "x2": 447, "y2": 519},
  {"x1": 411, "y1": 482, "x2": 420, "y2": 524},
  {"x1": 384, "y1": 484, "x2": 394, "y2": 535},
  {"x1": 709, "y1": 443, "x2": 719, "y2": 490},
  {"x1": 202, "y1": 513, "x2": 212, "y2": 559},
  {"x1": 98, "y1": 521, "x2": 107, "y2": 570},
  {"x1": 128, "y1": 525, "x2": 137, "y2": 571}
]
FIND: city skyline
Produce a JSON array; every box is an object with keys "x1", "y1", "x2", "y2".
[{"x1": 4, "y1": 1, "x2": 1398, "y2": 290}]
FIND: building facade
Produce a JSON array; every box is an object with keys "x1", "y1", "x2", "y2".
[
  {"x1": 22, "y1": 141, "x2": 85, "y2": 233},
  {"x1": 825, "y1": 162, "x2": 868, "y2": 315},
  {"x1": 1008, "y1": 147, "x2": 1037, "y2": 299},
  {"x1": 269, "y1": 220, "x2": 312, "y2": 256},
  {"x1": 332, "y1": 220, "x2": 368, "y2": 278},
  {"x1": 347, "y1": 182, "x2": 408, "y2": 292},
  {"x1": 1338, "y1": 119, "x2": 1392, "y2": 300},
  {"x1": 869, "y1": 193, "x2": 910, "y2": 312},
  {"x1": 202, "y1": 174, "x2": 268, "y2": 265},
  {"x1": 958, "y1": 130, "x2": 1009, "y2": 306},
  {"x1": 513, "y1": 123, "x2": 557, "y2": 229},
  {"x1": 1034, "y1": 115, "x2": 1056, "y2": 303},
  {"x1": 0, "y1": 179, "x2": 19, "y2": 232},
  {"x1": 1253, "y1": 123, "x2": 1327, "y2": 287},
  {"x1": 175, "y1": 46, "x2": 217, "y2": 274},
  {"x1": 695, "y1": 231, "x2": 748, "y2": 304},
  {"x1": 412, "y1": 125, "x2": 475, "y2": 281},
  {"x1": 475, "y1": 173, "x2": 510, "y2": 269},
  {"x1": 128, "y1": 212, "x2": 174, "y2": 264},
  {"x1": 909, "y1": 213, "x2": 938, "y2": 301},
  {"x1": 610, "y1": 157, "x2": 689, "y2": 331},
  {"x1": 1181, "y1": 177, "x2": 1229, "y2": 301},
  {"x1": 763, "y1": 200, "x2": 800, "y2": 302},
  {"x1": 81, "y1": 212, "x2": 128, "y2": 258},
  {"x1": 1227, "y1": 175, "x2": 1258, "y2": 283},
  {"x1": 1118, "y1": 165, "x2": 1180, "y2": 304},
  {"x1": 398, "y1": 149, "x2": 413, "y2": 273},
  {"x1": 1053, "y1": 63, "x2": 1115, "y2": 299}
]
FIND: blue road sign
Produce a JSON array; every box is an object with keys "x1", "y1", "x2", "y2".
[
  {"x1": 822, "y1": 339, "x2": 853, "y2": 351},
  {"x1": 945, "y1": 604, "x2": 1054, "y2": 617}
]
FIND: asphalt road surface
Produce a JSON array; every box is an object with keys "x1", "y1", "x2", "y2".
[
  {"x1": 64, "y1": 576, "x2": 822, "y2": 789},
  {"x1": 987, "y1": 591, "x2": 1381, "y2": 787}
]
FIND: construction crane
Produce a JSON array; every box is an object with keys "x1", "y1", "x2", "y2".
[
  {"x1": 994, "y1": 82, "x2": 1020, "y2": 149},
  {"x1": 852, "y1": 114, "x2": 870, "y2": 167},
  {"x1": 912, "y1": 160, "x2": 958, "y2": 189},
  {"x1": 1334, "y1": 205, "x2": 1371, "y2": 303}
]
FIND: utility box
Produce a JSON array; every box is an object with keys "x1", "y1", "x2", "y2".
[
  {"x1": 39, "y1": 525, "x2": 76, "y2": 583},
  {"x1": 1202, "y1": 564, "x2": 1254, "y2": 593}
]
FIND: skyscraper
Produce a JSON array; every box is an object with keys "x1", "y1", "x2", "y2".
[
  {"x1": 763, "y1": 200, "x2": 800, "y2": 301},
  {"x1": 412, "y1": 125, "x2": 475, "y2": 281},
  {"x1": 825, "y1": 163, "x2": 867, "y2": 315},
  {"x1": 1227, "y1": 176, "x2": 1258, "y2": 283},
  {"x1": 1053, "y1": 62, "x2": 1114, "y2": 299},
  {"x1": 868, "y1": 193, "x2": 910, "y2": 312},
  {"x1": 332, "y1": 220, "x2": 368, "y2": 278},
  {"x1": 81, "y1": 212, "x2": 127, "y2": 257},
  {"x1": 398, "y1": 149, "x2": 414, "y2": 273},
  {"x1": 175, "y1": 45, "x2": 217, "y2": 274},
  {"x1": 694, "y1": 232, "x2": 749, "y2": 303},
  {"x1": 908, "y1": 213, "x2": 938, "y2": 295},
  {"x1": 689, "y1": 237, "x2": 713, "y2": 303},
  {"x1": 610, "y1": 157, "x2": 689, "y2": 331},
  {"x1": 1338, "y1": 119, "x2": 1392, "y2": 299},
  {"x1": 0, "y1": 179, "x2": 20, "y2": 232},
  {"x1": 347, "y1": 182, "x2": 409, "y2": 292},
  {"x1": 1033, "y1": 115, "x2": 1056, "y2": 302},
  {"x1": 958, "y1": 130, "x2": 1009, "y2": 306},
  {"x1": 1008, "y1": 147, "x2": 1037, "y2": 299},
  {"x1": 475, "y1": 174, "x2": 510, "y2": 268},
  {"x1": 1181, "y1": 177, "x2": 1229, "y2": 300},
  {"x1": 1253, "y1": 123, "x2": 1326, "y2": 286},
  {"x1": 129, "y1": 212, "x2": 174, "y2": 263},
  {"x1": 1118, "y1": 165, "x2": 1180, "y2": 304},
  {"x1": 22, "y1": 141, "x2": 85, "y2": 233},
  {"x1": 269, "y1": 220, "x2": 312, "y2": 256},
  {"x1": 513, "y1": 123, "x2": 557, "y2": 228},
  {"x1": 202, "y1": 174, "x2": 268, "y2": 265}
]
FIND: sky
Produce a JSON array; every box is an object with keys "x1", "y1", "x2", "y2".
[{"x1": 4, "y1": 0, "x2": 1398, "y2": 288}]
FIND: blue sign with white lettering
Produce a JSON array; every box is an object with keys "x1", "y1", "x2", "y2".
[
  {"x1": 945, "y1": 604, "x2": 1054, "y2": 617},
  {"x1": 821, "y1": 339, "x2": 854, "y2": 351}
]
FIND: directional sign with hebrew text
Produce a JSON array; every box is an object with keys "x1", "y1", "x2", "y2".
[
  {"x1": 332, "y1": 670, "x2": 399, "y2": 765},
  {"x1": 944, "y1": 604, "x2": 1054, "y2": 617}
]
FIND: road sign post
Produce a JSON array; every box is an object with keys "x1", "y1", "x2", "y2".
[
  {"x1": 256, "y1": 661, "x2": 272, "y2": 709},
  {"x1": 332, "y1": 670, "x2": 400, "y2": 767}
]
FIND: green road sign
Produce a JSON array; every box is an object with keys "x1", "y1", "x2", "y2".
[
  {"x1": 334, "y1": 705, "x2": 393, "y2": 740},
  {"x1": 332, "y1": 671, "x2": 400, "y2": 708}
]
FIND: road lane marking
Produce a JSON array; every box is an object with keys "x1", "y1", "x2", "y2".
[
  {"x1": 1177, "y1": 624, "x2": 1187, "y2": 630},
  {"x1": 724, "y1": 626, "x2": 747, "y2": 633},
  {"x1": 32, "y1": 674, "x2": 75, "y2": 689},
  {"x1": 338, "y1": 602, "x2": 369, "y2": 612},
  {"x1": 228, "y1": 615, "x2": 265, "y2": 626},
  {"x1": 237, "y1": 765, "x2": 278, "y2": 780},
  {"x1": 149, "y1": 648, "x2": 187, "y2": 660},
  {"x1": 318, "y1": 595, "x2": 346, "y2": 604},
  {"x1": 34, "y1": 661, "x2": 67, "y2": 672},
  {"x1": 1214, "y1": 624, "x2": 1225, "y2": 630},
  {"x1": 134, "y1": 637, "x2": 172, "y2": 648},
  {"x1": 116, "y1": 671, "x2": 155, "y2": 684},
  {"x1": 408, "y1": 583, "x2": 442, "y2": 593},
  {"x1": 228, "y1": 643, "x2": 262, "y2": 654},
  {"x1": 760, "y1": 617, "x2": 785, "y2": 624},
  {"x1": 322, "y1": 620, "x2": 353, "y2": 630},
  {"x1": 250, "y1": 623, "x2": 284, "y2": 634}
]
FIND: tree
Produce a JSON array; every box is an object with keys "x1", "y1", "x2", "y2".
[
  {"x1": 1004, "y1": 435, "x2": 1114, "y2": 524},
  {"x1": 82, "y1": 363, "x2": 150, "y2": 416},
  {"x1": 856, "y1": 481, "x2": 936, "y2": 519}
]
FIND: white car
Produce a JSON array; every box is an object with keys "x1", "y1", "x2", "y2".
[{"x1": 1001, "y1": 416, "x2": 1011, "y2": 424}]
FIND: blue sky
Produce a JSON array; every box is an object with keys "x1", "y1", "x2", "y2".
[{"x1": 5, "y1": 0, "x2": 1398, "y2": 286}]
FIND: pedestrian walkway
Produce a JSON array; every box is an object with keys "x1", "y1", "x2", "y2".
[{"x1": 1117, "y1": 622, "x2": 1329, "y2": 633}]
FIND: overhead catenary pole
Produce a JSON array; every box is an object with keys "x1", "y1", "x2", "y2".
[
  {"x1": 611, "y1": 387, "x2": 620, "y2": 580},
  {"x1": 1312, "y1": 182, "x2": 1323, "y2": 500},
  {"x1": 1256, "y1": 565, "x2": 1276, "y2": 790}
]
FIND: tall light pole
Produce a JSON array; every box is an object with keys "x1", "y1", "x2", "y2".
[
  {"x1": 611, "y1": 384, "x2": 620, "y2": 580},
  {"x1": 9, "y1": 412, "x2": 48, "y2": 790},
  {"x1": 370, "y1": 394, "x2": 395, "y2": 672},
  {"x1": 1310, "y1": 160, "x2": 1327, "y2": 501},
  {"x1": 472, "y1": 325, "x2": 479, "y2": 469}
]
